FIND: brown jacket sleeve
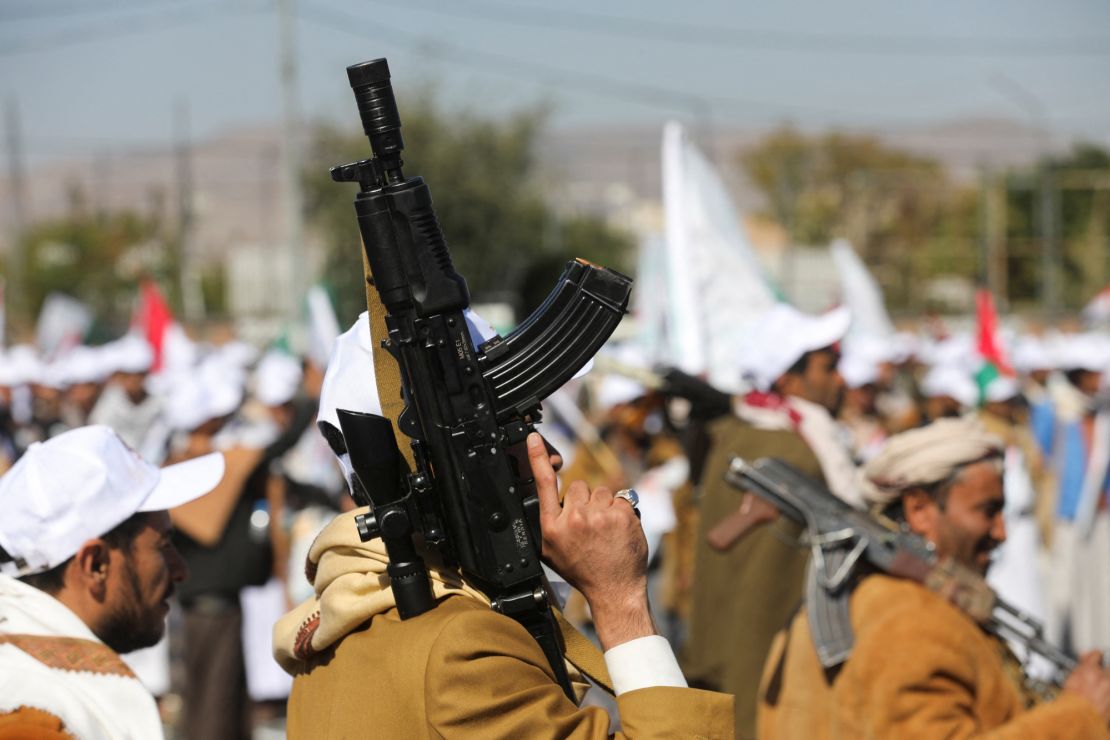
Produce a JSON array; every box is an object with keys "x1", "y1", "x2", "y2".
[
  {"x1": 0, "y1": 707, "x2": 73, "y2": 740},
  {"x1": 850, "y1": 604, "x2": 1108, "y2": 740},
  {"x1": 425, "y1": 607, "x2": 734, "y2": 738}
]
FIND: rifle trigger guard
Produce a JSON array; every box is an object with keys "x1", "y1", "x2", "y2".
[{"x1": 810, "y1": 528, "x2": 869, "y2": 591}]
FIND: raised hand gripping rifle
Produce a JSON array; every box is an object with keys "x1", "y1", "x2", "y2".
[
  {"x1": 725, "y1": 457, "x2": 1077, "y2": 694},
  {"x1": 330, "y1": 58, "x2": 632, "y2": 699}
]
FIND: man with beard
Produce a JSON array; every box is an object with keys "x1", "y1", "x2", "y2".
[
  {"x1": 684, "y1": 304, "x2": 858, "y2": 739},
  {"x1": 758, "y1": 418, "x2": 1110, "y2": 738},
  {"x1": 0, "y1": 426, "x2": 224, "y2": 739}
]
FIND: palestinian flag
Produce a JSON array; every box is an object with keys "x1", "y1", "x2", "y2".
[{"x1": 974, "y1": 288, "x2": 1014, "y2": 402}]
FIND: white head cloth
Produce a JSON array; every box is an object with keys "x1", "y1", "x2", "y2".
[{"x1": 861, "y1": 417, "x2": 1003, "y2": 506}]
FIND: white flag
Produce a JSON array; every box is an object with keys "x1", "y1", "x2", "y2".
[
  {"x1": 305, "y1": 285, "x2": 341, "y2": 370},
  {"x1": 830, "y1": 239, "x2": 894, "y2": 343},
  {"x1": 35, "y1": 292, "x2": 92, "y2": 359},
  {"x1": 661, "y1": 121, "x2": 778, "y2": 391}
]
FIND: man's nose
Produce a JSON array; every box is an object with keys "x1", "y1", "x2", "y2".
[
  {"x1": 166, "y1": 543, "x2": 189, "y2": 583},
  {"x1": 990, "y1": 512, "x2": 1007, "y2": 544}
]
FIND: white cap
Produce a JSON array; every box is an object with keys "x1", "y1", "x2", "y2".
[
  {"x1": 106, "y1": 334, "x2": 154, "y2": 375},
  {"x1": 318, "y1": 309, "x2": 500, "y2": 490},
  {"x1": 917, "y1": 332, "x2": 978, "y2": 373},
  {"x1": 215, "y1": 340, "x2": 259, "y2": 370},
  {"x1": 738, "y1": 304, "x2": 851, "y2": 392},
  {"x1": 0, "y1": 425, "x2": 224, "y2": 576},
  {"x1": 594, "y1": 342, "x2": 649, "y2": 409},
  {"x1": 921, "y1": 364, "x2": 979, "y2": 408},
  {"x1": 0, "y1": 345, "x2": 42, "y2": 387},
  {"x1": 56, "y1": 345, "x2": 112, "y2": 386},
  {"x1": 1056, "y1": 333, "x2": 1110, "y2": 373},
  {"x1": 839, "y1": 349, "x2": 879, "y2": 389},
  {"x1": 164, "y1": 357, "x2": 245, "y2": 431},
  {"x1": 254, "y1": 350, "x2": 303, "y2": 407},
  {"x1": 1012, "y1": 335, "x2": 1053, "y2": 374},
  {"x1": 317, "y1": 308, "x2": 498, "y2": 434},
  {"x1": 983, "y1": 375, "x2": 1021, "y2": 403}
]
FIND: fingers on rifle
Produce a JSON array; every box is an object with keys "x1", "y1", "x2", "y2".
[{"x1": 527, "y1": 433, "x2": 561, "y2": 518}]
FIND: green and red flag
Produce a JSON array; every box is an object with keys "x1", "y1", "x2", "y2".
[{"x1": 974, "y1": 288, "x2": 1014, "y2": 402}]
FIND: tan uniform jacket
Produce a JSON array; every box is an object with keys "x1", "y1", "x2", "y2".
[
  {"x1": 682, "y1": 415, "x2": 825, "y2": 739},
  {"x1": 758, "y1": 574, "x2": 1108, "y2": 740},
  {"x1": 288, "y1": 594, "x2": 734, "y2": 739}
]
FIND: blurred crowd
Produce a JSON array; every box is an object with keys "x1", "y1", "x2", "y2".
[
  {"x1": 1, "y1": 299, "x2": 1109, "y2": 738},
  {"x1": 0, "y1": 326, "x2": 352, "y2": 738}
]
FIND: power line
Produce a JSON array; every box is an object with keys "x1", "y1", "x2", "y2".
[
  {"x1": 298, "y1": 2, "x2": 946, "y2": 125},
  {"x1": 297, "y1": 3, "x2": 710, "y2": 119},
  {"x1": 0, "y1": 0, "x2": 190, "y2": 23},
  {"x1": 0, "y1": 3, "x2": 260, "y2": 56},
  {"x1": 361, "y1": 0, "x2": 1110, "y2": 59}
]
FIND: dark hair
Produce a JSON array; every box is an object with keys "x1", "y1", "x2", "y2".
[
  {"x1": 775, "y1": 346, "x2": 840, "y2": 389},
  {"x1": 1065, "y1": 368, "x2": 1097, "y2": 390},
  {"x1": 17, "y1": 512, "x2": 152, "y2": 595}
]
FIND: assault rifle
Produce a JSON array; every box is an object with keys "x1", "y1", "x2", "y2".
[
  {"x1": 725, "y1": 457, "x2": 1077, "y2": 691},
  {"x1": 330, "y1": 58, "x2": 632, "y2": 699}
]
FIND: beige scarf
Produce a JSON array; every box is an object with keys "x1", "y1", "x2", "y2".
[
  {"x1": 272, "y1": 509, "x2": 593, "y2": 700},
  {"x1": 272, "y1": 508, "x2": 487, "y2": 673}
]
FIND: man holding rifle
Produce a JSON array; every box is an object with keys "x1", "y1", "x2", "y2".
[
  {"x1": 758, "y1": 418, "x2": 1110, "y2": 738},
  {"x1": 273, "y1": 314, "x2": 733, "y2": 738}
]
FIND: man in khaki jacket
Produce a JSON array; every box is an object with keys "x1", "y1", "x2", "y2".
[
  {"x1": 684, "y1": 304, "x2": 858, "y2": 739},
  {"x1": 759, "y1": 418, "x2": 1110, "y2": 739},
  {"x1": 275, "y1": 313, "x2": 734, "y2": 738}
]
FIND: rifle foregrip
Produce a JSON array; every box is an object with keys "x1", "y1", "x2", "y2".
[{"x1": 479, "y1": 260, "x2": 631, "y2": 418}]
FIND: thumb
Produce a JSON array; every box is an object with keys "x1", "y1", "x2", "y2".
[{"x1": 527, "y1": 432, "x2": 561, "y2": 520}]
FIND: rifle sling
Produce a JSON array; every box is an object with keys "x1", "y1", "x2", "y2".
[{"x1": 361, "y1": 251, "x2": 615, "y2": 697}]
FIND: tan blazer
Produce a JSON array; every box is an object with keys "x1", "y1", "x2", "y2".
[
  {"x1": 288, "y1": 594, "x2": 734, "y2": 739},
  {"x1": 758, "y1": 574, "x2": 1108, "y2": 739}
]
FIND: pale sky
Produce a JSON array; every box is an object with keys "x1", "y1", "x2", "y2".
[{"x1": 2, "y1": 0, "x2": 1109, "y2": 165}]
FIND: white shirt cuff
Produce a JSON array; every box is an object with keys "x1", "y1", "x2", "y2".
[{"x1": 603, "y1": 635, "x2": 688, "y2": 696}]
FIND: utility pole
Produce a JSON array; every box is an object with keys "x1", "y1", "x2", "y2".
[
  {"x1": 278, "y1": 0, "x2": 306, "y2": 322},
  {"x1": 174, "y1": 99, "x2": 205, "y2": 323},
  {"x1": 5, "y1": 99, "x2": 27, "y2": 332},
  {"x1": 1039, "y1": 167, "x2": 1058, "y2": 319},
  {"x1": 979, "y1": 168, "x2": 1008, "y2": 311}
]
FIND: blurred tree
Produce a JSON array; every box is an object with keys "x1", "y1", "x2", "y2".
[
  {"x1": 1004, "y1": 142, "x2": 1110, "y2": 310},
  {"x1": 3, "y1": 189, "x2": 169, "y2": 335},
  {"x1": 740, "y1": 126, "x2": 955, "y2": 311},
  {"x1": 303, "y1": 93, "x2": 633, "y2": 325}
]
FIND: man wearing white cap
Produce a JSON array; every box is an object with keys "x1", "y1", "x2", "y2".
[
  {"x1": 0, "y1": 426, "x2": 224, "y2": 739},
  {"x1": 758, "y1": 418, "x2": 1110, "y2": 738},
  {"x1": 684, "y1": 303, "x2": 856, "y2": 739},
  {"x1": 272, "y1": 312, "x2": 734, "y2": 738},
  {"x1": 1043, "y1": 335, "x2": 1110, "y2": 655},
  {"x1": 90, "y1": 334, "x2": 164, "y2": 461}
]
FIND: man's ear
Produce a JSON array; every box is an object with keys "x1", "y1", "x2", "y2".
[
  {"x1": 902, "y1": 489, "x2": 938, "y2": 539},
  {"x1": 71, "y1": 540, "x2": 112, "y2": 600}
]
